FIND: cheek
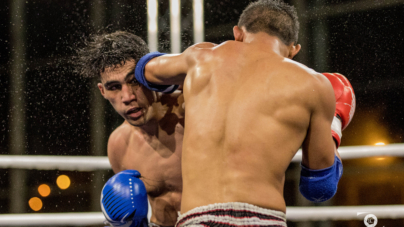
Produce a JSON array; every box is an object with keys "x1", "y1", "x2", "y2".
[
  {"x1": 105, "y1": 94, "x2": 122, "y2": 110},
  {"x1": 108, "y1": 98, "x2": 118, "y2": 107},
  {"x1": 135, "y1": 92, "x2": 148, "y2": 105},
  {"x1": 137, "y1": 86, "x2": 154, "y2": 105}
]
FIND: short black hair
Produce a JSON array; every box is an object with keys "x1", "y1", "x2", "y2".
[
  {"x1": 75, "y1": 31, "x2": 149, "y2": 78},
  {"x1": 238, "y1": 0, "x2": 299, "y2": 45}
]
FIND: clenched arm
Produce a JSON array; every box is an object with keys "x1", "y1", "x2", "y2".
[
  {"x1": 299, "y1": 73, "x2": 343, "y2": 203},
  {"x1": 302, "y1": 73, "x2": 338, "y2": 169},
  {"x1": 141, "y1": 42, "x2": 217, "y2": 86}
]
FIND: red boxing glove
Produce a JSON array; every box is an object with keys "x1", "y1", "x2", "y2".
[{"x1": 322, "y1": 73, "x2": 356, "y2": 147}]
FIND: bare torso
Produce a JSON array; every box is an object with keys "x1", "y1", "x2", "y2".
[
  {"x1": 108, "y1": 94, "x2": 184, "y2": 226},
  {"x1": 181, "y1": 41, "x2": 321, "y2": 213}
]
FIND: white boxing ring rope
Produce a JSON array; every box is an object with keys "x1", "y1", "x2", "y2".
[
  {"x1": 0, "y1": 213, "x2": 105, "y2": 226},
  {"x1": 0, "y1": 205, "x2": 404, "y2": 226},
  {"x1": 0, "y1": 155, "x2": 110, "y2": 171},
  {"x1": 0, "y1": 144, "x2": 404, "y2": 226},
  {"x1": 286, "y1": 205, "x2": 404, "y2": 221},
  {"x1": 0, "y1": 144, "x2": 404, "y2": 171}
]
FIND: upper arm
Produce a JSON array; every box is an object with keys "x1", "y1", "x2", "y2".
[
  {"x1": 145, "y1": 42, "x2": 217, "y2": 85},
  {"x1": 107, "y1": 126, "x2": 129, "y2": 173},
  {"x1": 302, "y1": 73, "x2": 337, "y2": 169}
]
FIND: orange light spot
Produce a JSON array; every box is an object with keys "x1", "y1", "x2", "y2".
[
  {"x1": 56, "y1": 175, "x2": 71, "y2": 190},
  {"x1": 375, "y1": 142, "x2": 385, "y2": 146},
  {"x1": 38, "y1": 184, "x2": 51, "y2": 197},
  {"x1": 28, "y1": 197, "x2": 43, "y2": 211}
]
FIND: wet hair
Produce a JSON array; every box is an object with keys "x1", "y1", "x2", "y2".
[
  {"x1": 238, "y1": 0, "x2": 299, "y2": 45},
  {"x1": 75, "y1": 31, "x2": 149, "y2": 78}
]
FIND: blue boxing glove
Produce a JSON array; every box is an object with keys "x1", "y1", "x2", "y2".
[
  {"x1": 101, "y1": 170, "x2": 148, "y2": 227},
  {"x1": 134, "y1": 52, "x2": 179, "y2": 94}
]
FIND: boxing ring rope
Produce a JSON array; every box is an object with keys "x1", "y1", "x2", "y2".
[
  {"x1": 0, "y1": 155, "x2": 110, "y2": 171},
  {"x1": 0, "y1": 212, "x2": 105, "y2": 226},
  {"x1": 1, "y1": 205, "x2": 404, "y2": 226},
  {"x1": 286, "y1": 205, "x2": 404, "y2": 221},
  {"x1": 0, "y1": 144, "x2": 403, "y2": 171},
  {"x1": 1, "y1": 144, "x2": 403, "y2": 226}
]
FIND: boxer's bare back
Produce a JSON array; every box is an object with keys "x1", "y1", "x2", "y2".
[{"x1": 145, "y1": 31, "x2": 337, "y2": 214}]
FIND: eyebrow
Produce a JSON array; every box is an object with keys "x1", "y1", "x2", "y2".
[
  {"x1": 103, "y1": 67, "x2": 136, "y2": 87},
  {"x1": 124, "y1": 70, "x2": 135, "y2": 81},
  {"x1": 104, "y1": 81, "x2": 119, "y2": 88}
]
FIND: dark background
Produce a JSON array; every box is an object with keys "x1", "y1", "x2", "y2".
[{"x1": 1, "y1": 0, "x2": 404, "y2": 226}]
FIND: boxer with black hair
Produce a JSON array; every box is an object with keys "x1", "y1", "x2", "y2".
[
  {"x1": 76, "y1": 31, "x2": 183, "y2": 227},
  {"x1": 133, "y1": 0, "x2": 355, "y2": 226}
]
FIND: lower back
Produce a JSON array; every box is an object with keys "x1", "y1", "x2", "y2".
[{"x1": 181, "y1": 115, "x2": 304, "y2": 213}]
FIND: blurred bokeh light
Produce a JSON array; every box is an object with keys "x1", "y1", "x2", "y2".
[
  {"x1": 38, "y1": 184, "x2": 51, "y2": 197},
  {"x1": 28, "y1": 197, "x2": 42, "y2": 211},
  {"x1": 56, "y1": 175, "x2": 71, "y2": 190}
]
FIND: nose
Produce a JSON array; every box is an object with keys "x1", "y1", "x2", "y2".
[{"x1": 121, "y1": 84, "x2": 136, "y2": 105}]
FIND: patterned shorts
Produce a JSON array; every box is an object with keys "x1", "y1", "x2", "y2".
[{"x1": 175, "y1": 202, "x2": 287, "y2": 227}]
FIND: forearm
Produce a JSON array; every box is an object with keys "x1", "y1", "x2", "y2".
[
  {"x1": 145, "y1": 54, "x2": 187, "y2": 85},
  {"x1": 302, "y1": 127, "x2": 337, "y2": 170}
]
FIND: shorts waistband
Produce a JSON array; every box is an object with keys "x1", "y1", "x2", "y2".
[{"x1": 176, "y1": 202, "x2": 286, "y2": 227}]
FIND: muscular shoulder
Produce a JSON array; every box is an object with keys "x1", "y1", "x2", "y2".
[
  {"x1": 183, "y1": 42, "x2": 218, "y2": 64},
  {"x1": 186, "y1": 41, "x2": 246, "y2": 62},
  {"x1": 311, "y1": 72, "x2": 336, "y2": 111},
  {"x1": 282, "y1": 60, "x2": 334, "y2": 107},
  {"x1": 282, "y1": 59, "x2": 328, "y2": 86},
  {"x1": 108, "y1": 122, "x2": 133, "y2": 173},
  {"x1": 303, "y1": 70, "x2": 335, "y2": 114}
]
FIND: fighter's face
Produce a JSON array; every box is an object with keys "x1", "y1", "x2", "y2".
[{"x1": 98, "y1": 60, "x2": 155, "y2": 126}]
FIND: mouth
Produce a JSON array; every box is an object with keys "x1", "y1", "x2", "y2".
[{"x1": 126, "y1": 107, "x2": 143, "y2": 119}]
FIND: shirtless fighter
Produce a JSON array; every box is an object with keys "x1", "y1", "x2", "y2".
[
  {"x1": 76, "y1": 31, "x2": 184, "y2": 226},
  {"x1": 132, "y1": 0, "x2": 355, "y2": 226}
]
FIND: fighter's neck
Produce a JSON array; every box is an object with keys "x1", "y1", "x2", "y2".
[{"x1": 243, "y1": 33, "x2": 289, "y2": 57}]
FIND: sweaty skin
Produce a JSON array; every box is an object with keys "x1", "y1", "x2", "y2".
[
  {"x1": 98, "y1": 60, "x2": 185, "y2": 226},
  {"x1": 144, "y1": 26, "x2": 339, "y2": 214}
]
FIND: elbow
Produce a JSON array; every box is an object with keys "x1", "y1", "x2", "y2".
[
  {"x1": 299, "y1": 155, "x2": 343, "y2": 203},
  {"x1": 299, "y1": 178, "x2": 338, "y2": 202}
]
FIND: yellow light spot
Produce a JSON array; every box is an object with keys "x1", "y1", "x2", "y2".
[
  {"x1": 56, "y1": 175, "x2": 71, "y2": 190},
  {"x1": 375, "y1": 142, "x2": 385, "y2": 146},
  {"x1": 28, "y1": 197, "x2": 43, "y2": 211},
  {"x1": 376, "y1": 157, "x2": 386, "y2": 161},
  {"x1": 38, "y1": 184, "x2": 51, "y2": 197}
]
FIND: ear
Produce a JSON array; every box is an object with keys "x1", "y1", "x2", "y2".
[
  {"x1": 97, "y1": 83, "x2": 106, "y2": 97},
  {"x1": 288, "y1": 44, "x2": 301, "y2": 59},
  {"x1": 233, "y1": 26, "x2": 244, "y2": 42}
]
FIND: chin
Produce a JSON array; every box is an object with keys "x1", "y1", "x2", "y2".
[{"x1": 127, "y1": 117, "x2": 146, "y2": 127}]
